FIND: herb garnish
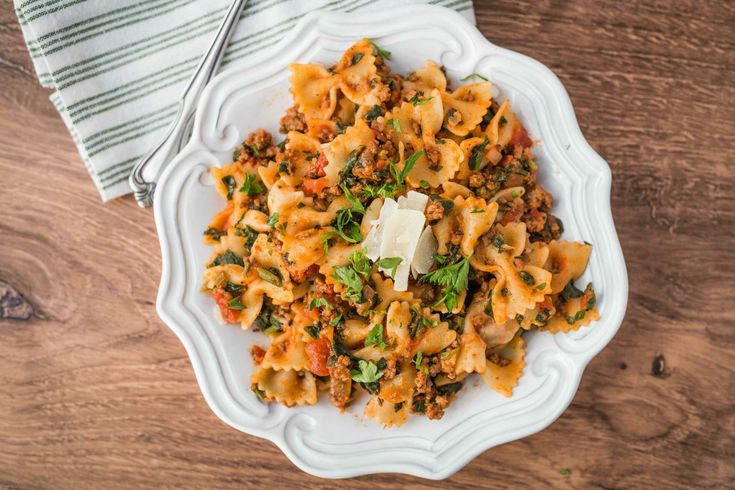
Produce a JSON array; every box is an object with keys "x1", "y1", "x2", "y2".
[
  {"x1": 469, "y1": 137, "x2": 489, "y2": 171},
  {"x1": 420, "y1": 253, "x2": 472, "y2": 312},
  {"x1": 239, "y1": 173, "x2": 265, "y2": 196},
  {"x1": 305, "y1": 325, "x2": 321, "y2": 339},
  {"x1": 221, "y1": 175, "x2": 236, "y2": 200},
  {"x1": 227, "y1": 296, "x2": 245, "y2": 310},
  {"x1": 257, "y1": 267, "x2": 283, "y2": 287},
  {"x1": 390, "y1": 149, "x2": 424, "y2": 185},
  {"x1": 365, "y1": 105, "x2": 381, "y2": 121},
  {"x1": 203, "y1": 227, "x2": 225, "y2": 240},
  {"x1": 267, "y1": 212, "x2": 279, "y2": 228},
  {"x1": 349, "y1": 249, "x2": 372, "y2": 278},
  {"x1": 519, "y1": 271, "x2": 535, "y2": 286},
  {"x1": 364, "y1": 324, "x2": 387, "y2": 350},
  {"x1": 409, "y1": 92, "x2": 433, "y2": 106},
  {"x1": 351, "y1": 359, "x2": 384, "y2": 384},
  {"x1": 209, "y1": 250, "x2": 244, "y2": 267},
  {"x1": 368, "y1": 39, "x2": 391, "y2": 60},
  {"x1": 332, "y1": 265, "x2": 363, "y2": 303},
  {"x1": 377, "y1": 256, "x2": 402, "y2": 278},
  {"x1": 413, "y1": 351, "x2": 429, "y2": 373},
  {"x1": 387, "y1": 118, "x2": 401, "y2": 132},
  {"x1": 309, "y1": 297, "x2": 332, "y2": 310},
  {"x1": 351, "y1": 52, "x2": 364, "y2": 65}
]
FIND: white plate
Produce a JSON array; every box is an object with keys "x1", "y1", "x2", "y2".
[{"x1": 154, "y1": 5, "x2": 628, "y2": 480}]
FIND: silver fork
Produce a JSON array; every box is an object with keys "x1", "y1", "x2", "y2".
[{"x1": 129, "y1": 0, "x2": 248, "y2": 208}]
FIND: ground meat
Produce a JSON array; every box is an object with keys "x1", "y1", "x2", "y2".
[
  {"x1": 499, "y1": 197, "x2": 525, "y2": 225},
  {"x1": 250, "y1": 345, "x2": 266, "y2": 365},
  {"x1": 279, "y1": 105, "x2": 307, "y2": 133},
  {"x1": 315, "y1": 124, "x2": 337, "y2": 143},
  {"x1": 425, "y1": 144, "x2": 441, "y2": 166},
  {"x1": 328, "y1": 355, "x2": 352, "y2": 410},
  {"x1": 447, "y1": 108, "x2": 462, "y2": 126},
  {"x1": 468, "y1": 172, "x2": 486, "y2": 188},
  {"x1": 284, "y1": 262, "x2": 319, "y2": 284},
  {"x1": 351, "y1": 140, "x2": 381, "y2": 181},
  {"x1": 523, "y1": 208, "x2": 547, "y2": 233},
  {"x1": 307, "y1": 153, "x2": 328, "y2": 178},
  {"x1": 450, "y1": 229, "x2": 464, "y2": 246},
  {"x1": 424, "y1": 200, "x2": 445, "y2": 221},
  {"x1": 414, "y1": 370, "x2": 433, "y2": 395},
  {"x1": 246, "y1": 129, "x2": 272, "y2": 151},
  {"x1": 528, "y1": 213, "x2": 563, "y2": 243},
  {"x1": 524, "y1": 185, "x2": 553, "y2": 210},
  {"x1": 386, "y1": 75, "x2": 403, "y2": 107},
  {"x1": 383, "y1": 358, "x2": 398, "y2": 380},
  {"x1": 487, "y1": 352, "x2": 512, "y2": 367}
]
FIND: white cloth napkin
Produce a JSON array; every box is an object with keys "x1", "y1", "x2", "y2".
[{"x1": 15, "y1": 0, "x2": 475, "y2": 201}]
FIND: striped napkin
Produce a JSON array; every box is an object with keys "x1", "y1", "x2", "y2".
[{"x1": 15, "y1": 0, "x2": 475, "y2": 202}]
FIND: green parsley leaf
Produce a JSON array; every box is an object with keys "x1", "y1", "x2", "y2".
[
  {"x1": 351, "y1": 359, "x2": 384, "y2": 384},
  {"x1": 470, "y1": 208, "x2": 485, "y2": 213},
  {"x1": 390, "y1": 149, "x2": 424, "y2": 185},
  {"x1": 413, "y1": 351, "x2": 428, "y2": 373},
  {"x1": 349, "y1": 249, "x2": 372, "y2": 278},
  {"x1": 329, "y1": 313, "x2": 343, "y2": 327},
  {"x1": 559, "y1": 468, "x2": 572, "y2": 477},
  {"x1": 351, "y1": 52, "x2": 364, "y2": 65},
  {"x1": 387, "y1": 118, "x2": 401, "y2": 132},
  {"x1": 332, "y1": 265, "x2": 363, "y2": 302},
  {"x1": 309, "y1": 297, "x2": 332, "y2": 310},
  {"x1": 227, "y1": 296, "x2": 245, "y2": 310},
  {"x1": 341, "y1": 184, "x2": 365, "y2": 213},
  {"x1": 377, "y1": 256, "x2": 402, "y2": 278},
  {"x1": 419, "y1": 180, "x2": 430, "y2": 188},
  {"x1": 221, "y1": 175, "x2": 236, "y2": 200},
  {"x1": 239, "y1": 173, "x2": 265, "y2": 196},
  {"x1": 461, "y1": 72, "x2": 489, "y2": 81},
  {"x1": 420, "y1": 253, "x2": 472, "y2": 312},
  {"x1": 249, "y1": 144, "x2": 261, "y2": 156},
  {"x1": 364, "y1": 324, "x2": 387, "y2": 350},
  {"x1": 368, "y1": 39, "x2": 391, "y2": 60},
  {"x1": 536, "y1": 282, "x2": 547, "y2": 291},
  {"x1": 362, "y1": 181, "x2": 399, "y2": 199},
  {"x1": 267, "y1": 212, "x2": 280, "y2": 228},
  {"x1": 409, "y1": 93, "x2": 433, "y2": 106}
]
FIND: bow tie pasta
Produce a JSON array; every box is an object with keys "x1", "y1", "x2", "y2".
[{"x1": 201, "y1": 40, "x2": 599, "y2": 426}]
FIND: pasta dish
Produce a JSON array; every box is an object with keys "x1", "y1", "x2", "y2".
[{"x1": 201, "y1": 40, "x2": 598, "y2": 427}]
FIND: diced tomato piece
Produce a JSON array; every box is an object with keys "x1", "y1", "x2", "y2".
[
  {"x1": 313, "y1": 153, "x2": 328, "y2": 177},
  {"x1": 210, "y1": 290, "x2": 240, "y2": 323},
  {"x1": 250, "y1": 345, "x2": 266, "y2": 365},
  {"x1": 303, "y1": 177, "x2": 329, "y2": 195},
  {"x1": 305, "y1": 337, "x2": 331, "y2": 376},
  {"x1": 510, "y1": 123, "x2": 533, "y2": 150},
  {"x1": 500, "y1": 199, "x2": 525, "y2": 225}
]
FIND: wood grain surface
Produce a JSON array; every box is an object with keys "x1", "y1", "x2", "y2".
[{"x1": 1, "y1": 1, "x2": 734, "y2": 488}]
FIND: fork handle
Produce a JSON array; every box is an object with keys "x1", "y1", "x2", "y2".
[{"x1": 129, "y1": 0, "x2": 248, "y2": 208}]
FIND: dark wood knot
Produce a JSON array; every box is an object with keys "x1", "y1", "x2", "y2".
[{"x1": 0, "y1": 281, "x2": 34, "y2": 320}]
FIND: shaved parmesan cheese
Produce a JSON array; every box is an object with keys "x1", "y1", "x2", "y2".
[
  {"x1": 411, "y1": 226, "x2": 438, "y2": 277},
  {"x1": 378, "y1": 209, "x2": 425, "y2": 290},
  {"x1": 397, "y1": 190, "x2": 429, "y2": 212},
  {"x1": 361, "y1": 191, "x2": 431, "y2": 291},
  {"x1": 363, "y1": 198, "x2": 398, "y2": 261}
]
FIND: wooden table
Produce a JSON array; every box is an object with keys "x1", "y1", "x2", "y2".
[{"x1": 2, "y1": 1, "x2": 733, "y2": 488}]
